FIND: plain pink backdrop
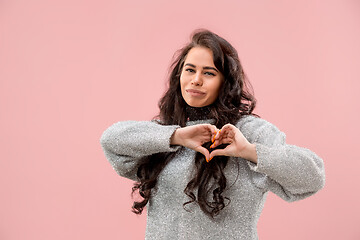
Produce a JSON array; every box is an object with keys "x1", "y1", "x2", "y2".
[{"x1": 1, "y1": 0, "x2": 359, "y2": 239}]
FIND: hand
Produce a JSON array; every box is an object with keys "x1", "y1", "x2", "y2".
[
  {"x1": 209, "y1": 124, "x2": 258, "y2": 163},
  {"x1": 171, "y1": 124, "x2": 218, "y2": 161}
]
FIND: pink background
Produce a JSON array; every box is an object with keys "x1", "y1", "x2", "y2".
[{"x1": 1, "y1": 0, "x2": 359, "y2": 239}]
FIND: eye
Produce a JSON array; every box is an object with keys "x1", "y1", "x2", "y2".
[
  {"x1": 204, "y1": 72, "x2": 216, "y2": 76},
  {"x1": 185, "y1": 68, "x2": 195, "y2": 73}
]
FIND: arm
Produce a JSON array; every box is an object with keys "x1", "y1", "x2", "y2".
[
  {"x1": 246, "y1": 118, "x2": 326, "y2": 202},
  {"x1": 100, "y1": 120, "x2": 181, "y2": 181},
  {"x1": 171, "y1": 123, "x2": 218, "y2": 161},
  {"x1": 209, "y1": 115, "x2": 325, "y2": 202}
]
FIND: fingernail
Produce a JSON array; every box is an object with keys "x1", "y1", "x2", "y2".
[
  {"x1": 206, "y1": 157, "x2": 209, "y2": 162},
  {"x1": 209, "y1": 156, "x2": 213, "y2": 162}
]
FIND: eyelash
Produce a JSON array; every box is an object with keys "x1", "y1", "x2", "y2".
[{"x1": 185, "y1": 68, "x2": 216, "y2": 76}]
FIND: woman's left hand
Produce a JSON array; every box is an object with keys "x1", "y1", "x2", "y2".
[{"x1": 209, "y1": 123, "x2": 258, "y2": 164}]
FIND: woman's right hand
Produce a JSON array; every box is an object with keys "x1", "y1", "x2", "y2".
[{"x1": 170, "y1": 124, "x2": 219, "y2": 161}]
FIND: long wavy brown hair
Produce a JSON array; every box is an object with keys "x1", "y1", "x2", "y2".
[{"x1": 131, "y1": 29, "x2": 258, "y2": 218}]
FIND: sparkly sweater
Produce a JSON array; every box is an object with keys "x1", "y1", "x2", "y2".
[{"x1": 100, "y1": 115, "x2": 325, "y2": 240}]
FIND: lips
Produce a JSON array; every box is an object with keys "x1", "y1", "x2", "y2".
[{"x1": 186, "y1": 89, "x2": 205, "y2": 95}]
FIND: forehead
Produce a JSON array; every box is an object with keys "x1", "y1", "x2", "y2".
[{"x1": 184, "y1": 47, "x2": 215, "y2": 67}]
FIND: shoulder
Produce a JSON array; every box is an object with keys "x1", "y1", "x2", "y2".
[{"x1": 235, "y1": 115, "x2": 284, "y2": 144}]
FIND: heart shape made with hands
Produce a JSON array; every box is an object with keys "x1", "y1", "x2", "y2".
[
  {"x1": 208, "y1": 124, "x2": 240, "y2": 162},
  {"x1": 176, "y1": 123, "x2": 252, "y2": 162}
]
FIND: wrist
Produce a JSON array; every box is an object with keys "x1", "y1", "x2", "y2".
[
  {"x1": 170, "y1": 128, "x2": 182, "y2": 146},
  {"x1": 241, "y1": 143, "x2": 258, "y2": 164}
]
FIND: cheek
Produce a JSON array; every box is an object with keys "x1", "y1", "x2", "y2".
[
  {"x1": 180, "y1": 71, "x2": 185, "y2": 84},
  {"x1": 179, "y1": 75, "x2": 185, "y2": 90},
  {"x1": 179, "y1": 75, "x2": 187, "y2": 96},
  {"x1": 180, "y1": 74, "x2": 191, "y2": 90},
  {"x1": 210, "y1": 80, "x2": 223, "y2": 96}
]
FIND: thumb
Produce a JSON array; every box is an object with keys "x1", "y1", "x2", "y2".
[
  {"x1": 208, "y1": 149, "x2": 228, "y2": 162},
  {"x1": 195, "y1": 146, "x2": 210, "y2": 162}
]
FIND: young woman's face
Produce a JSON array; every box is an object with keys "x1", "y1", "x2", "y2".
[{"x1": 180, "y1": 47, "x2": 223, "y2": 108}]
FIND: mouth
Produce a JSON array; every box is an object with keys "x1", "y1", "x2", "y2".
[{"x1": 186, "y1": 89, "x2": 206, "y2": 95}]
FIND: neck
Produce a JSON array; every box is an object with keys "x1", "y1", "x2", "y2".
[{"x1": 185, "y1": 105, "x2": 212, "y2": 121}]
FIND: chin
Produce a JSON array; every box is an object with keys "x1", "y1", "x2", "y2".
[
  {"x1": 184, "y1": 97, "x2": 211, "y2": 108},
  {"x1": 186, "y1": 102, "x2": 207, "y2": 108}
]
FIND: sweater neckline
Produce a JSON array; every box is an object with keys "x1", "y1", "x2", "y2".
[
  {"x1": 185, "y1": 105, "x2": 212, "y2": 121},
  {"x1": 185, "y1": 118, "x2": 215, "y2": 126}
]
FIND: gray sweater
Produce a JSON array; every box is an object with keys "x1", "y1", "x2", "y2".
[{"x1": 100, "y1": 115, "x2": 325, "y2": 240}]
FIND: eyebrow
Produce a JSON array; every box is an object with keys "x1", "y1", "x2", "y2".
[{"x1": 184, "y1": 63, "x2": 219, "y2": 72}]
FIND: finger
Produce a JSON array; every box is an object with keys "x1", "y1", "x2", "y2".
[
  {"x1": 215, "y1": 132, "x2": 233, "y2": 144},
  {"x1": 203, "y1": 124, "x2": 218, "y2": 132},
  {"x1": 195, "y1": 146, "x2": 210, "y2": 162},
  {"x1": 210, "y1": 136, "x2": 234, "y2": 149},
  {"x1": 211, "y1": 128, "x2": 219, "y2": 142},
  {"x1": 203, "y1": 125, "x2": 217, "y2": 142},
  {"x1": 209, "y1": 149, "x2": 229, "y2": 161},
  {"x1": 200, "y1": 124, "x2": 218, "y2": 140},
  {"x1": 220, "y1": 124, "x2": 236, "y2": 135},
  {"x1": 218, "y1": 137, "x2": 234, "y2": 145},
  {"x1": 218, "y1": 124, "x2": 238, "y2": 141},
  {"x1": 213, "y1": 129, "x2": 222, "y2": 142},
  {"x1": 213, "y1": 130, "x2": 230, "y2": 145},
  {"x1": 214, "y1": 124, "x2": 232, "y2": 140},
  {"x1": 210, "y1": 124, "x2": 220, "y2": 134},
  {"x1": 222, "y1": 123, "x2": 235, "y2": 129}
]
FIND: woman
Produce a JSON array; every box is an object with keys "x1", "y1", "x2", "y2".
[{"x1": 100, "y1": 29, "x2": 325, "y2": 240}]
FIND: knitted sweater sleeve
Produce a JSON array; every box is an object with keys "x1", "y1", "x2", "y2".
[
  {"x1": 100, "y1": 120, "x2": 181, "y2": 181},
  {"x1": 239, "y1": 116, "x2": 326, "y2": 202}
]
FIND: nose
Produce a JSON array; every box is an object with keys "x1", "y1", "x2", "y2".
[{"x1": 191, "y1": 72, "x2": 202, "y2": 86}]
